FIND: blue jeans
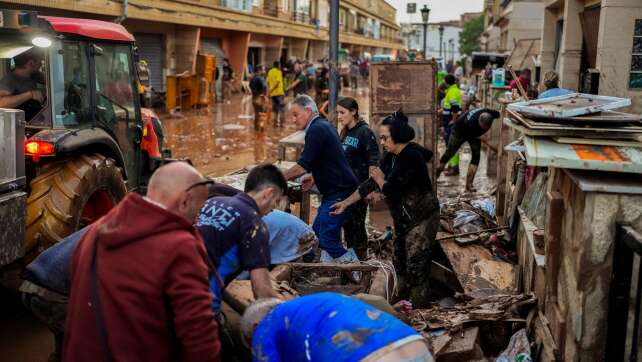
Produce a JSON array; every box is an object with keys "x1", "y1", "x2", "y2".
[{"x1": 313, "y1": 194, "x2": 349, "y2": 258}]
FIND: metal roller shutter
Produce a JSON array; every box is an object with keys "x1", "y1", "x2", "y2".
[
  {"x1": 200, "y1": 37, "x2": 226, "y2": 97},
  {"x1": 134, "y1": 33, "x2": 164, "y2": 91}
]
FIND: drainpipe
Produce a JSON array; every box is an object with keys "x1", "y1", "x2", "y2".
[
  {"x1": 115, "y1": 0, "x2": 128, "y2": 24},
  {"x1": 328, "y1": 0, "x2": 339, "y2": 125}
]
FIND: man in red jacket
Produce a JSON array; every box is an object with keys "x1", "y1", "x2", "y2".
[{"x1": 64, "y1": 162, "x2": 221, "y2": 362}]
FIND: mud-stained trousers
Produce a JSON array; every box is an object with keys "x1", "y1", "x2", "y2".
[
  {"x1": 342, "y1": 199, "x2": 369, "y2": 260},
  {"x1": 252, "y1": 95, "x2": 266, "y2": 131},
  {"x1": 394, "y1": 208, "x2": 440, "y2": 309},
  {"x1": 22, "y1": 290, "x2": 67, "y2": 362}
]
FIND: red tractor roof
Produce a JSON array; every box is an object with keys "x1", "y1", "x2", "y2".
[{"x1": 39, "y1": 16, "x2": 135, "y2": 42}]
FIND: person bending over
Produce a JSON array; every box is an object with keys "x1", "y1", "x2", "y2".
[{"x1": 241, "y1": 293, "x2": 434, "y2": 362}]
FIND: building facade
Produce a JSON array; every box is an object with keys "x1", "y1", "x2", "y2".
[
  {"x1": 400, "y1": 22, "x2": 462, "y2": 61},
  {"x1": 2, "y1": 0, "x2": 401, "y2": 92},
  {"x1": 540, "y1": 0, "x2": 642, "y2": 113},
  {"x1": 485, "y1": 0, "x2": 544, "y2": 53}
]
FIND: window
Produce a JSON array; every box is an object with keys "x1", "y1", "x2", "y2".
[
  {"x1": 222, "y1": 0, "x2": 252, "y2": 12},
  {"x1": 50, "y1": 41, "x2": 91, "y2": 128},
  {"x1": 630, "y1": 19, "x2": 642, "y2": 89},
  {"x1": 94, "y1": 43, "x2": 136, "y2": 126}
]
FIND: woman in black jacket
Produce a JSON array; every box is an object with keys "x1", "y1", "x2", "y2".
[
  {"x1": 332, "y1": 111, "x2": 440, "y2": 307},
  {"x1": 336, "y1": 97, "x2": 380, "y2": 260}
]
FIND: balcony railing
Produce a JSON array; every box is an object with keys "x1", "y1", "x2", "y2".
[{"x1": 291, "y1": 11, "x2": 310, "y2": 24}]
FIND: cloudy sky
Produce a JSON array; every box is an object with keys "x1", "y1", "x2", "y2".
[{"x1": 387, "y1": 0, "x2": 485, "y2": 23}]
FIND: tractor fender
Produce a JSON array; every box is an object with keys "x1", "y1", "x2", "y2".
[{"x1": 30, "y1": 128, "x2": 128, "y2": 179}]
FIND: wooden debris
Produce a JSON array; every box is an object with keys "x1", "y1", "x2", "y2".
[
  {"x1": 437, "y1": 326, "x2": 484, "y2": 362},
  {"x1": 439, "y1": 237, "x2": 518, "y2": 293},
  {"x1": 411, "y1": 292, "x2": 536, "y2": 331},
  {"x1": 436, "y1": 226, "x2": 509, "y2": 241}
]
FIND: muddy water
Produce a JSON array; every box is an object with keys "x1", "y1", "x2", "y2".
[{"x1": 162, "y1": 88, "x2": 371, "y2": 177}]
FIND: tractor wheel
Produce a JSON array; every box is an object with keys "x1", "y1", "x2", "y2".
[{"x1": 25, "y1": 154, "x2": 126, "y2": 260}]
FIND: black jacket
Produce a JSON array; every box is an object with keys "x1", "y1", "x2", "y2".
[
  {"x1": 358, "y1": 142, "x2": 439, "y2": 234},
  {"x1": 341, "y1": 120, "x2": 380, "y2": 183}
]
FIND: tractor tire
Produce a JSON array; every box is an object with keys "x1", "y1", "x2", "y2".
[{"x1": 25, "y1": 154, "x2": 126, "y2": 259}]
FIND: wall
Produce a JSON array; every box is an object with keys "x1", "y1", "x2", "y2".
[
  {"x1": 506, "y1": 1, "x2": 545, "y2": 49},
  {"x1": 596, "y1": 0, "x2": 642, "y2": 113}
]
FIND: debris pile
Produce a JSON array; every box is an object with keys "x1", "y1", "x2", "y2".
[
  {"x1": 504, "y1": 93, "x2": 642, "y2": 174},
  {"x1": 438, "y1": 197, "x2": 515, "y2": 263},
  {"x1": 412, "y1": 292, "x2": 536, "y2": 361}
]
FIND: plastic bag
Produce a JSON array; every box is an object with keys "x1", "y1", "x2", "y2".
[
  {"x1": 471, "y1": 197, "x2": 496, "y2": 218},
  {"x1": 453, "y1": 210, "x2": 481, "y2": 228}
]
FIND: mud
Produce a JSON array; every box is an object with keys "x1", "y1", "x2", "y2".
[{"x1": 162, "y1": 88, "x2": 371, "y2": 178}]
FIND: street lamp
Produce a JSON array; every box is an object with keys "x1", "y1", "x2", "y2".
[
  {"x1": 438, "y1": 24, "x2": 444, "y2": 58},
  {"x1": 420, "y1": 5, "x2": 430, "y2": 60}
]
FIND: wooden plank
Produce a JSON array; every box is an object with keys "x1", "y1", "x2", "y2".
[
  {"x1": 534, "y1": 311, "x2": 559, "y2": 360},
  {"x1": 547, "y1": 303, "x2": 566, "y2": 357},
  {"x1": 439, "y1": 237, "x2": 517, "y2": 293},
  {"x1": 438, "y1": 327, "x2": 484, "y2": 362},
  {"x1": 286, "y1": 263, "x2": 379, "y2": 272},
  {"x1": 544, "y1": 191, "x2": 563, "y2": 304},
  {"x1": 430, "y1": 260, "x2": 464, "y2": 292}
]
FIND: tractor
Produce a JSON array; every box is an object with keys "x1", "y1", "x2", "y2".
[{"x1": 0, "y1": 9, "x2": 168, "y2": 274}]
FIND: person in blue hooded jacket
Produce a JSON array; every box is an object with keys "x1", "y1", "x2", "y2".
[{"x1": 241, "y1": 293, "x2": 433, "y2": 362}]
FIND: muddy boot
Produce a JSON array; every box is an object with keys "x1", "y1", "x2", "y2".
[{"x1": 465, "y1": 164, "x2": 478, "y2": 192}]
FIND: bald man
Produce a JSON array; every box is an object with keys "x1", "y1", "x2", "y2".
[{"x1": 63, "y1": 162, "x2": 221, "y2": 362}]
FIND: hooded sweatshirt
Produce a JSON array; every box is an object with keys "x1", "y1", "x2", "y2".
[
  {"x1": 64, "y1": 193, "x2": 220, "y2": 362},
  {"x1": 341, "y1": 120, "x2": 380, "y2": 183}
]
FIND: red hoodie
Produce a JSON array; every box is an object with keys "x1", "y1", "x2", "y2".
[{"x1": 63, "y1": 193, "x2": 220, "y2": 362}]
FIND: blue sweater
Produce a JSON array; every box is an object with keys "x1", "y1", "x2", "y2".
[{"x1": 298, "y1": 116, "x2": 358, "y2": 199}]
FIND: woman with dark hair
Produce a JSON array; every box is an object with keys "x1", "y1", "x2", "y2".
[
  {"x1": 336, "y1": 97, "x2": 380, "y2": 260},
  {"x1": 332, "y1": 111, "x2": 440, "y2": 307}
]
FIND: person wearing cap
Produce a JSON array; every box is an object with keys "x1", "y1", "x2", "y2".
[
  {"x1": 241, "y1": 293, "x2": 434, "y2": 362},
  {"x1": 436, "y1": 108, "x2": 501, "y2": 192},
  {"x1": 331, "y1": 111, "x2": 440, "y2": 308}
]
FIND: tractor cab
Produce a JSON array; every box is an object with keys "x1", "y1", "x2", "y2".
[
  {"x1": 0, "y1": 9, "x2": 166, "y2": 260},
  {"x1": 0, "y1": 10, "x2": 162, "y2": 189}
]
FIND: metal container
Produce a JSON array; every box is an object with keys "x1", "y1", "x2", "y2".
[
  {"x1": 0, "y1": 109, "x2": 25, "y2": 194},
  {"x1": 0, "y1": 109, "x2": 26, "y2": 266}
]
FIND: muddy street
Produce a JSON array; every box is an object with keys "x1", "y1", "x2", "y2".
[{"x1": 162, "y1": 87, "x2": 371, "y2": 177}]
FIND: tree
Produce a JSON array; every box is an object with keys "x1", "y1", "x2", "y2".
[{"x1": 459, "y1": 15, "x2": 484, "y2": 56}]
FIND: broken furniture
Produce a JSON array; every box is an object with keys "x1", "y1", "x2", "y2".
[
  {"x1": 165, "y1": 74, "x2": 199, "y2": 112},
  {"x1": 277, "y1": 130, "x2": 305, "y2": 161},
  {"x1": 500, "y1": 93, "x2": 642, "y2": 360}
]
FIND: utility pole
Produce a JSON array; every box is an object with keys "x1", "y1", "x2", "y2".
[
  {"x1": 328, "y1": 0, "x2": 339, "y2": 124},
  {"x1": 438, "y1": 24, "x2": 444, "y2": 58},
  {"x1": 420, "y1": 5, "x2": 430, "y2": 60}
]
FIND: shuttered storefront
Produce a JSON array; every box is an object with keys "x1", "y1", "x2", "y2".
[
  {"x1": 134, "y1": 33, "x2": 164, "y2": 91},
  {"x1": 200, "y1": 37, "x2": 226, "y2": 97}
]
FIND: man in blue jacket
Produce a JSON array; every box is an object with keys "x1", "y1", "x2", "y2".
[{"x1": 283, "y1": 94, "x2": 358, "y2": 259}]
